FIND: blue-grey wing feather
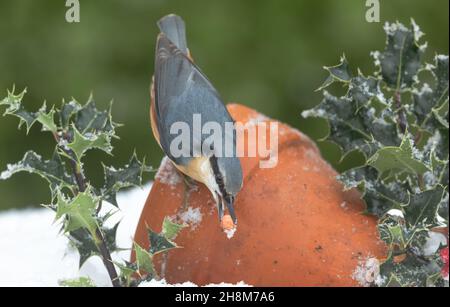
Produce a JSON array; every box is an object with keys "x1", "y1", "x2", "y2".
[{"x1": 154, "y1": 35, "x2": 235, "y2": 166}]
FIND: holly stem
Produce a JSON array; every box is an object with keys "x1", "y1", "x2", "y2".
[{"x1": 53, "y1": 132, "x2": 121, "y2": 287}]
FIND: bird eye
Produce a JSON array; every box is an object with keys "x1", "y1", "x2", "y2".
[{"x1": 216, "y1": 173, "x2": 223, "y2": 184}]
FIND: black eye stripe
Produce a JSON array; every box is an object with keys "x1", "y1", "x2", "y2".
[{"x1": 209, "y1": 156, "x2": 227, "y2": 197}]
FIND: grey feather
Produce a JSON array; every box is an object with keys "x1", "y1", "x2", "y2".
[
  {"x1": 154, "y1": 31, "x2": 243, "y2": 197},
  {"x1": 157, "y1": 14, "x2": 188, "y2": 55}
]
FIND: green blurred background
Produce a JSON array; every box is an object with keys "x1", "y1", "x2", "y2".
[{"x1": 0, "y1": 0, "x2": 448, "y2": 211}]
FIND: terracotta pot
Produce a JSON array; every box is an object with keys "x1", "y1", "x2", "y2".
[{"x1": 133, "y1": 104, "x2": 386, "y2": 286}]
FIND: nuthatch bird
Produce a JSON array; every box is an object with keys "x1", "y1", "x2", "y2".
[{"x1": 150, "y1": 14, "x2": 243, "y2": 224}]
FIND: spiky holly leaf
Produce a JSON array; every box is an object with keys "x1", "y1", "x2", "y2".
[
  {"x1": 413, "y1": 55, "x2": 449, "y2": 132},
  {"x1": 339, "y1": 166, "x2": 410, "y2": 216},
  {"x1": 101, "y1": 153, "x2": 152, "y2": 207},
  {"x1": 349, "y1": 73, "x2": 387, "y2": 109},
  {"x1": 67, "y1": 126, "x2": 113, "y2": 161},
  {"x1": 0, "y1": 88, "x2": 35, "y2": 132},
  {"x1": 0, "y1": 88, "x2": 58, "y2": 133},
  {"x1": 317, "y1": 55, "x2": 352, "y2": 91},
  {"x1": 148, "y1": 228, "x2": 179, "y2": 255},
  {"x1": 378, "y1": 221, "x2": 407, "y2": 250},
  {"x1": 74, "y1": 98, "x2": 117, "y2": 135},
  {"x1": 403, "y1": 186, "x2": 445, "y2": 228},
  {"x1": 133, "y1": 242, "x2": 155, "y2": 276},
  {"x1": 115, "y1": 261, "x2": 138, "y2": 287},
  {"x1": 162, "y1": 217, "x2": 186, "y2": 240},
  {"x1": 373, "y1": 21, "x2": 425, "y2": 89},
  {"x1": 303, "y1": 66, "x2": 400, "y2": 159},
  {"x1": 378, "y1": 214, "x2": 430, "y2": 252},
  {"x1": 59, "y1": 277, "x2": 96, "y2": 287},
  {"x1": 58, "y1": 99, "x2": 82, "y2": 129},
  {"x1": 367, "y1": 134, "x2": 430, "y2": 177},
  {"x1": 36, "y1": 103, "x2": 58, "y2": 133},
  {"x1": 0, "y1": 151, "x2": 76, "y2": 197},
  {"x1": 379, "y1": 253, "x2": 443, "y2": 287},
  {"x1": 305, "y1": 20, "x2": 448, "y2": 287},
  {"x1": 56, "y1": 188, "x2": 100, "y2": 238},
  {"x1": 68, "y1": 221, "x2": 119, "y2": 268}
]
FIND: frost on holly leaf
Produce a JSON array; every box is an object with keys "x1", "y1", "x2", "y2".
[
  {"x1": 374, "y1": 20, "x2": 426, "y2": 89},
  {"x1": 101, "y1": 153, "x2": 153, "y2": 207},
  {"x1": 412, "y1": 54, "x2": 449, "y2": 133},
  {"x1": 0, "y1": 87, "x2": 183, "y2": 287},
  {"x1": 339, "y1": 166, "x2": 411, "y2": 216},
  {"x1": 0, "y1": 88, "x2": 58, "y2": 133},
  {"x1": 317, "y1": 54, "x2": 352, "y2": 91},
  {"x1": 404, "y1": 186, "x2": 445, "y2": 228},
  {"x1": 302, "y1": 59, "x2": 400, "y2": 160},
  {"x1": 304, "y1": 20, "x2": 449, "y2": 287},
  {"x1": 0, "y1": 151, "x2": 76, "y2": 197}
]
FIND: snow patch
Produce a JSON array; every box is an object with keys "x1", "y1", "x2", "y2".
[
  {"x1": 155, "y1": 156, "x2": 182, "y2": 187},
  {"x1": 0, "y1": 162, "x2": 32, "y2": 180},
  {"x1": 224, "y1": 226, "x2": 237, "y2": 239},
  {"x1": 387, "y1": 209, "x2": 404, "y2": 218},
  {"x1": 423, "y1": 231, "x2": 448, "y2": 256},
  {"x1": 178, "y1": 206, "x2": 203, "y2": 230},
  {"x1": 436, "y1": 54, "x2": 449, "y2": 61},
  {"x1": 352, "y1": 257, "x2": 381, "y2": 287},
  {"x1": 139, "y1": 279, "x2": 251, "y2": 287},
  {"x1": 0, "y1": 183, "x2": 151, "y2": 287}
]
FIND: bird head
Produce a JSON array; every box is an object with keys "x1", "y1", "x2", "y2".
[{"x1": 209, "y1": 155, "x2": 243, "y2": 224}]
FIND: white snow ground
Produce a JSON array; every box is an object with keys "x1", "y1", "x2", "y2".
[
  {"x1": 0, "y1": 183, "x2": 151, "y2": 287},
  {"x1": 0, "y1": 183, "x2": 250, "y2": 287}
]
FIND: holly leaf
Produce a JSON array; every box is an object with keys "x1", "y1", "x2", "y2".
[
  {"x1": 115, "y1": 261, "x2": 138, "y2": 287},
  {"x1": 367, "y1": 134, "x2": 430, "y2": 177},
  {"x1": 0, "y1": 151, "x2": 76, "y2": 197},
  {"x1": 0, "y1": 88, "x2": 37, "y2": 132},
  {"x1": 148, "y1": 228, "x2": 179, "y2": 256},
  {"x1": 339, "y1": 166, "x2": 410, "y2": 216},
  {"x1": 162, "y1": 217, "x2": 186, "y2": 240},
  {"x1": 67, "y1": 126, "x2": 113, "y2": 161},
  {"x1": 379, "y1": 222, "x2": 407, "y2": 250},
  {"x1": 74, "y1": 98, "x2": 117, "y2": 135},
  {"x1": 380, "y1": 253, "x2": 442, "y2": 287},
  {"x1": 317, "y1": 55, "x2": 352, "y2": 91},
  {"x1": 68, "y1": 222, "x2": 118, "y2": 268},
  {"x1": 403, "y1": 185, "x2": 445, "y2": 228},
  {"x1": 101, "y1": 153, "x2": 152, "y2": 207},
  {"x1": 303, "y1": 77, "x2": 400, "y2": 159},
  {"x1": 1, "y1": 88, "x2": 57, "y2": 134},
  {"x1": 36, "y1": 103, "x2": 58, "y2": 133},
  {"x1": 349, "y1": 73, "x2": 386, "y2": 109},
  {"x1": 374, "y1": 21, "x2": 426, "y2": 89},
  {"x1": 56, "y1": 188, "x2": 100, "y2": 237},
  {"x1": 133, "y1": 242, "x2": 155, "y2": 276},
  {"x1": 413, "y1": 55, "x2": 449, "y2": 132},
  {"x1": 58, "y1": 99, "x2": 82, "y2": 129}
]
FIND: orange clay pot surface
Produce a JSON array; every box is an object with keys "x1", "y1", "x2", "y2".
[{"x1": 133, "y1": 104, "x2": 386, "y2": 286}]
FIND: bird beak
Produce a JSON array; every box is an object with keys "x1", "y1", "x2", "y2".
[
  {"x1": 215, "y1": 193, "x2": 237, "y2": 225},
  {"x1": 224, "y1": 195, "x2": 237, "y2": 225}
]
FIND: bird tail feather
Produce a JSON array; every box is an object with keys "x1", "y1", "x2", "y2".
[{"x1": 157, "y1": 14, "x2": 188, "y2": 55}]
